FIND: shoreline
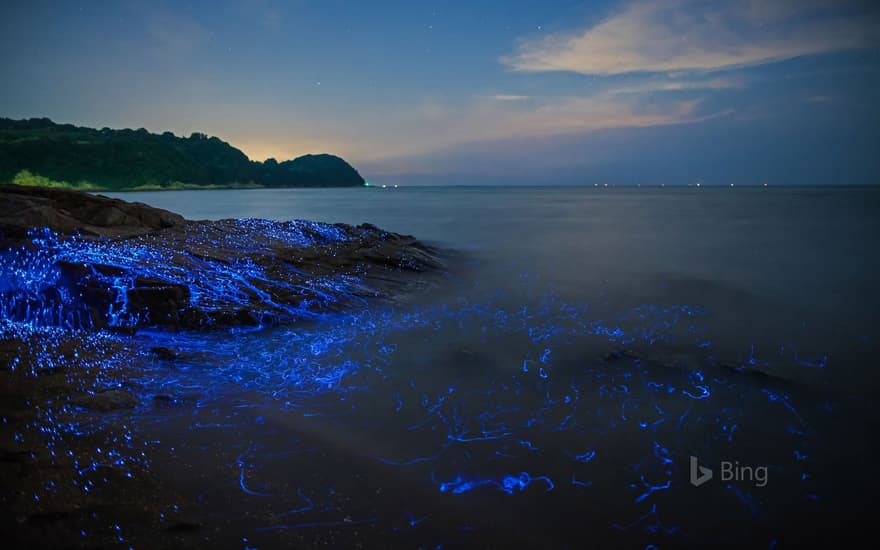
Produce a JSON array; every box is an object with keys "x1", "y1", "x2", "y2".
[{"x1": 0, "y1": 185, "x2": 443, "y2": 547}]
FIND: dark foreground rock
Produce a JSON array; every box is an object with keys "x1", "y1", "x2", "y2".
[
  {"x1": 0, "y1": 184, "x2": 185, "y2": 240},
  {"x1": 0, "y1": 184, "x2": 443, "y2": 331}
]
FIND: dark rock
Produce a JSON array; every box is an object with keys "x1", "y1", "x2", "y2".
[
  {"x1": 34, "y1": 367, "x2": 61, "y2": 376},
  {"x1": 149, "y1": 346, "x2": 179, "y2": 361},
  {"x1": 71, "y1": 388, "x2": 138, "y2": 411},
  {"x1": 26, "y1": 511, "x2": 72, "y2": 524},
  {"x1": 163, "y1": 521, "x2": 203, "y2": 533},
  {"x1": 152, "y1": 394, "x2": 183, "y2": 408},
  {"x1": 126, "y1": 279, "x2": 191, "y2": 325},
  {"x1": 603, "y1": 349, "x2": 640, "y2": 362},
  {"x1": 0, "y1": 449, "x2": 33, "y2": 463},
  {"x1": 720, "y1": 362, "x2": 779, "y2": 380},
  {"x1": 0, "y1": 184, "x2": 184, "y2": 241},
  {"x1": 644, "y1": 351, "x2": 700, "y2": 370}
]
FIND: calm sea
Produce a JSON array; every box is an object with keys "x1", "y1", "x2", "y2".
[{"x1": 104, "y1": 186, "x2": 880, "y2": 547}]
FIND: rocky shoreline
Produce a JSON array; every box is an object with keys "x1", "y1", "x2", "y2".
[
  {"x1": 0, "y1": 185, "x2": 444, "y2": 547},
  {"x1": 0, "y1": 184, "x2": 443, "y2": 331}
]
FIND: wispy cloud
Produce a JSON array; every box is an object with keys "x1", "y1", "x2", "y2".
[
  {"x1": 342, "y1": 91, "x2": 719, "y2": 163},
  {"x1": 606, "y1": 76, "x2": 744, "y2": 95},
  {"x1": 480, "y1": 94, "x2": 533, "y2": 101},
  {"x1": 504, "y1": 0, "x2": 876, "y2": 76},
  {"x1": 223, "y1": 89, "x2": 716, "y2": 164},
  {"x1": 242, "y1": 1, "x2": 873, "y2": 166}
]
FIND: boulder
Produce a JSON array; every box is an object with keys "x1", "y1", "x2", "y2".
[{"x1": 0, "y1": 184, "x2": 184, "y2": 241}]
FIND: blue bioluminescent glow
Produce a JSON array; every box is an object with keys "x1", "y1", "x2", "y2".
[
  {"x1": 0, "y1": 219, "x2": 421, "y2": 332},
  {"x1": 1, "y1": 221, "x2": 850, "y2": 547}
]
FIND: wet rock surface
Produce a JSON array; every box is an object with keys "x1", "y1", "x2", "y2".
[{"x1": 1, "y1": 185, "x2": 444, "y2": 331}]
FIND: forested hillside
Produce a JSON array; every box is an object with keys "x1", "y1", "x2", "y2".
[{"x1": 0, "y1": 118, "x2": 364, "y2": 190}]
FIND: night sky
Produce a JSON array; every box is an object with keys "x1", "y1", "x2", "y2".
[{"x1": 1, "y1": 0, "x2": 878, "y2": 185}]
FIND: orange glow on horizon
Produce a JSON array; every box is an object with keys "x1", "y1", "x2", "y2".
[{"x1": 230, "y1": 138, "x2": 346, "y2": 163}]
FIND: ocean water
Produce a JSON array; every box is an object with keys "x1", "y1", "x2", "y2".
[{"x1": 103, "y1": 186, "x2": 880, "y2": 547}]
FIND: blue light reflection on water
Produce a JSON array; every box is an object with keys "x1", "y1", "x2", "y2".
[
  {"x1": 6, "y1": 185, "x2": 880, "y2": 546},
  {"x1": 133, "y1": 281, "x2": 852, "y2": 547},
  {"x1": 4, "y1": 270, "x2": 852, "y2": 546}
]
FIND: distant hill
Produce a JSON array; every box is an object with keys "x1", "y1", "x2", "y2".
[{"x1": 0, "y1": 117, "x2": 364, "y2": 190}]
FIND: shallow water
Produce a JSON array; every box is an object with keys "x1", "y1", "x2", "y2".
[{"x1": 97, "y1": 186, "x2": 878, "y2": 546}]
